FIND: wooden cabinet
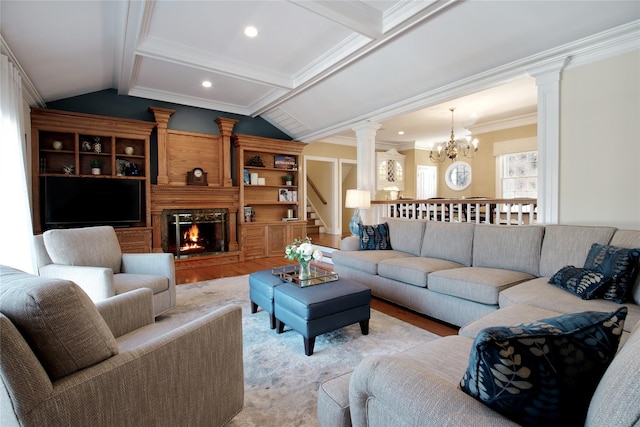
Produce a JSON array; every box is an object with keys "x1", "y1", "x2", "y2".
[
  {"x1": 31, "y1": 109, "x2": 155, "y2": 244},
  {"x1": 233, "y1": 135, "x2": 307, "y2": 259}
]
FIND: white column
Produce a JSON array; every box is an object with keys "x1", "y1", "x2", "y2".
[
  {"x1": 352, "y1": 121, "x2": 381, "y2": 224},
  {"x1": 528, "y1": 58, "x2": 568, "y2": 225}
]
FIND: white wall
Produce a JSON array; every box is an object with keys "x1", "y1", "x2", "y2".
[{"x1": 559, "y1": 50, "x2": 640, "y2": 229}]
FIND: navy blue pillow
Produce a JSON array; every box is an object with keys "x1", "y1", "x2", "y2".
[
  {"x1": 548, "y1": 265, "x2": 608, "y2": 300},
  {"x1": 460, "y1": 308, "x2": 627, "y2": 427},
  {"x1": 359, "y1": 223, "x2": 391, "y2": 250},
  {"x1": 583, "y1": 244, "x2": 640, "y2": 303}
]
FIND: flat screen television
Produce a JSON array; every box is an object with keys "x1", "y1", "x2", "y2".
[{"x1": 42, "y1": 176, "x2": 142, "y2": 228}]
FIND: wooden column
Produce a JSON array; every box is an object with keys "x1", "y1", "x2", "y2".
[
  {"x1": 148, "y1": 106, "x2": 176, "y2": 185},
  {"x1": 215, "y1": 117, "x2": 239, "y2": 187}
]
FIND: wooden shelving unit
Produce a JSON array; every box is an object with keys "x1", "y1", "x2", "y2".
[
  {"x1": 233, "y1": 135, "x2": 307, "y2": 259},
  {"x1": 31, "y1": 108, "x2": 155, "y2": 252}
]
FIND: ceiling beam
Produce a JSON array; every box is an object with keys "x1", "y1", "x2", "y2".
[{"x1": 289, "y1": 0, "x2": 383, "y2": 39}]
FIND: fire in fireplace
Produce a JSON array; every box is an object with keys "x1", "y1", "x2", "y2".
[{"x1": 163, "y1": 209, "x2": 228, "y2": 258}]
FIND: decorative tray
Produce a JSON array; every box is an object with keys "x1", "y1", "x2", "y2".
[{"x1": 272, "y1": 264, "x2": 339, "y2": 287}]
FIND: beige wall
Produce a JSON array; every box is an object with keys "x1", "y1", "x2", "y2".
[
  {"x1": 395, "y1": 124, "x2": 536, "y2": 199},
  {"x1": 559, "y1": 50, "x2": 640, "y2": 229},
  {"x1": 303, "y1": 142, "x2": 356, "y2": 159}
]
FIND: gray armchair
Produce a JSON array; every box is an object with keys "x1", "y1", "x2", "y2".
[
  {"x1": 33, "y1": 225, "x2": 176, "y2": 316},
  {"x1": 0, "y1": 265, "x2": 244, "y2": 426}
]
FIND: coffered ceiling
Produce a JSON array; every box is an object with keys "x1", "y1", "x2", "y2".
[{"x1": 1, "y1": 1, "x2": 638, "y2": 146}]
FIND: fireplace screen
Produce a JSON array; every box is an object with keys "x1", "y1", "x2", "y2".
[{"x1": 166, "y1": 210, "x2": 228, "y2": 258}]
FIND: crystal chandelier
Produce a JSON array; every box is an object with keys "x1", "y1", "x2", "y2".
[{"x1": 430, "y1": 108, "x2": 479, "y2": 163}]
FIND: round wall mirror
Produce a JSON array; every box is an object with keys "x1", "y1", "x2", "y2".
[{"x1": 445, "y1": 161, "x2": 472, "y2": 191}]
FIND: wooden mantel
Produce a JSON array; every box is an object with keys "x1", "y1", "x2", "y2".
[{"x1": 148, "y1": 108, "x2": 241, "y2": 265}]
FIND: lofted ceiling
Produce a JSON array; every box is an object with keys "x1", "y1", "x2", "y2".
[{"x1": 1, "y1": 1, "x2": 639, "y2": 147}]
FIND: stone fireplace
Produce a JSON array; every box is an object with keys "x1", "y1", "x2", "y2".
[{"x1": 162, "y1": 209, "x2": 228, "y2": 258}]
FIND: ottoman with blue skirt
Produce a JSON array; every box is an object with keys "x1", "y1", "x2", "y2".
[{"x1": 274, "y1": 279, "x2": 371, "y2": 356}]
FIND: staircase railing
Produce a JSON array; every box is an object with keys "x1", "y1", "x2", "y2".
[
  {"x1": 371, "y1": 198, "x2": 537, "y2": 225},
  {"x1": 308, "y1": 177, "x2": 327, "y2": 205}
]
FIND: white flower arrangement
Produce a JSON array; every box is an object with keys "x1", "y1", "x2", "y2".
[{"x1": 284, "y1": 237, "x2": 323, "y2": 264}]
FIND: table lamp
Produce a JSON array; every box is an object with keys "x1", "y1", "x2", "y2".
[{"x1": 345, "y1": 189, "x2": 371, "y2": 236}]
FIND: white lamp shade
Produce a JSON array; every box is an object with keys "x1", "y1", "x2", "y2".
[{"x1": 345, "y1": 189, "x2": 371, "y2": 209}]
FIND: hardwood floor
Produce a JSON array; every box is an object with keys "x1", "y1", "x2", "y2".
[{"x1": 175, "y1": 242, "x2": 458, "y2": 337}]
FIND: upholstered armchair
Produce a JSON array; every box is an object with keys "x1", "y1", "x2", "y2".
[
  {"x1": 33, "y1": 226, "x2": 176, "y2": 316},
  {"x1": 0, "y1": 265, "x2": 244, "y2": 426}
]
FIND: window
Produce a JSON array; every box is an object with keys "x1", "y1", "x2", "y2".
[{"x1": 500, "y1": 151, "x2": 537, "y2": 198}]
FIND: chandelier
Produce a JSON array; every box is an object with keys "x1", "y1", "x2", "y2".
[{"x1": 430, "y1": 108, "x2": 479, "y2": 163}]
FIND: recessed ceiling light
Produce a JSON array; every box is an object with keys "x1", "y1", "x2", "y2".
[
  {"x1": 398, "y1": 131, "x2": 405, "y2": 135},
  {"x1": 244, "y1": 26, "x2": 258, "y2": 38},
  {"x1": 202, "y1": 81, "x2": 212, "y2": 88}
]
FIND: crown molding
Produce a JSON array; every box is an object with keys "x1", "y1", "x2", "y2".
[
  {"x1": 467, "y1": 113, "x2": 537, "y2": 135},
  {"x1": 1, "y1": 35, "x2": 45, "y2": 108}
]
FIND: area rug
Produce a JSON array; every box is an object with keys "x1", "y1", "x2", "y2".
[{"x1": 155, "y1": 275, "x2": 440, "y2": 426}]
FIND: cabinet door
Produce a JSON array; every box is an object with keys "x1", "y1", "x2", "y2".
[
  {"x1": 242, "y1": 225, "x2": 266, "y2": 259},
  {"x1": 289, "y1": 223, "x2": 307, "y2": 242},
  {"x1": 266, "y1": 224, "x2": 288, "y2": 257}
]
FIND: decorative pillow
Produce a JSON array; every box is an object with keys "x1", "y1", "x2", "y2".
[
  {"x1": 460, "y1": 308, "x2": 627, "y2": 427},
  {"x1": 0, "y1": 267, "x2": 119, "y2": 381},
  {"x1": 548, "y1": 265, "x2": 608, "y2": 300},
  {"x1": 583, "y1": 244, "x2": 640, "y2": 303},
  {"x1": 359, "y1": 222, "x2": 391, "y2": 250}
]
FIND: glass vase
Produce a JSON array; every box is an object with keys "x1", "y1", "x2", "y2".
[{"x1": 299, "y1": 260, "x2": 311, "y2": 280}]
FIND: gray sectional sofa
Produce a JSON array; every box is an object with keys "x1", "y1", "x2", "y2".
[{"x1": 319, "y1": 219, "x2": 640, "y2": 426}]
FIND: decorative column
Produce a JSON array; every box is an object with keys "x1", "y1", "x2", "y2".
[
  {"x1": 214, "y1": 117, "x2": 239, "y2": 187},
  {"x1": 148, "y1": 106, "x2": 176, "y2": 185},
  {"x1": 527, "y1": 57, "x2": 568, "y2": 225},
  {"x1": 352, "y1": 121, "x2": 381, "y2": 224}
]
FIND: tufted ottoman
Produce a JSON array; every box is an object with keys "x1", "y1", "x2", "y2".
[
  {"x1": 274, "y1": 279, "x2": 371, "y2": 356},
  {"x1": 249, "y1": 269, "x2": 285, "y2": 329}
]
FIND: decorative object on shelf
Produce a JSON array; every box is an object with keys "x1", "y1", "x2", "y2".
[
  {"x1": 274, "y1": 154, "x2": 296, "y2": 170},
  {"x1": 345, "y1": 189, "x2": 371, "y2": 236},
  {"x1": 244, "y1": 206, "x2": 254, "y2": 222},
  {"x1": 247, "y1": 155, "x2": 264, "y2": 167},
  {"x1": 279, "y1": 189, "x2": 292, "y2": 202},
  {"x1": 243, "y1": 168, "x2": 251, "y2": 184},
  {"x1": 430, "y1": 108, "x2": 479, "y2": 163},
  {"x1": 284, "y1": 173, "x2": 294, "y2": 185},
  {"x1": 124, "y1": 146, "x2": 134, "y2": 155},
  {"x1": 62, "y1": 164, "x2": 74, "y2": 175},
  {"x1": 90, "y1": 159, "x2": 102, "y2": 175},
  {"x1": 125, "y1": 163, "x2": 140, "y2": 176},
  {"x1": 116, "y1": 159, "x2": 129, "y2": 176},
  {"x1": 258, "y1": 177, "x2": 266, "y2": 185},
  {"x1": 186, "y1": 167, "x2": 207, "y2": 185},
  {"x1": 250, "y1": 172, "x2": 259, "y2": 185},
  {"x1": 52, "y1": 141, "x2": 63, "y2": 150},
  {"x1": 81, "y1": 140, "x2": 92, "y2": 152},
  {"x1": 284, "y1": 237, "x2": 323, "y2": 281},
  {"x1": 93, "y1": 137, "x2": 102, "y2": 153}
]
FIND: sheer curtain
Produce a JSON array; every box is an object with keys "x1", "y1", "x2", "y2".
[{"x1": 0, "y1": 54, "x2": 34, "y2": 272}]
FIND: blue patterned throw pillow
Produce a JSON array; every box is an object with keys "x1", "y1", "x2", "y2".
[
  {"x1": 460, "y1": 308, "x2": 627, "y2": 427},
  {"x1": 583, "y1": 244, "x2": 640, "y2": 303},
  {"x1": 548, "y1": 265, "x2": 608, "y2": 300},
  {"x1": 359, "y1": 222, "x2": 391, "y2": 250}
]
